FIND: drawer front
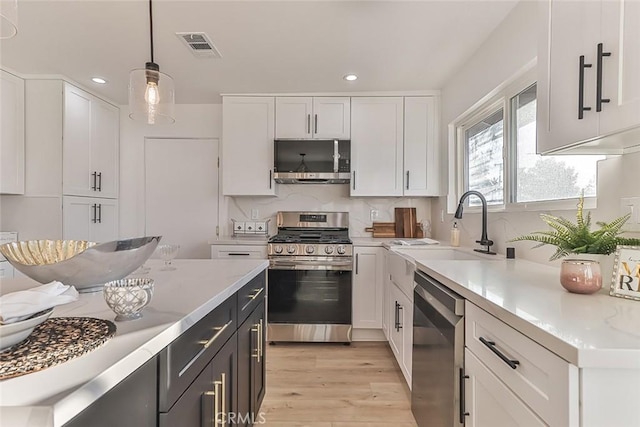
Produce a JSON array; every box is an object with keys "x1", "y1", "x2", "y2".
[
  {"x1": 237, "y1": 271, "x2": 266, "y2": 325},
  {"x1": 465, "y1": 302, "x2": 578, "y2": 427},
  {"x1": 211, "y1": 245, "x2": 267, "y2": 259},
  {"x1": 389, "y1": 251, "x2": 414, "y2": 299},
  {"x1": 159, "y1": 295, "x2": 237, "y2": 412}
]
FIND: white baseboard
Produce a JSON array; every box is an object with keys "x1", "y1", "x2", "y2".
[{"x1": 352, "y1": 328, "x2": 386, "y2": 341}]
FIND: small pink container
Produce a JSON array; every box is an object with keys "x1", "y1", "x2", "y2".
[{"x1": 560, "y1": 259, "x2": 602, "y2": 294}]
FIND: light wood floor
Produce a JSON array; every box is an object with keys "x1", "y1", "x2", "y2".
[{"x1": 261, "y1": 342, "x2": 418, "y2": 427}]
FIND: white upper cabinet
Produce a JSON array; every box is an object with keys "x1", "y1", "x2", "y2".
[
  {"x1": 222, "y1": 96, "x2": 275, "y2": 196},
  {"x1": 350, "y1": 97, "x2": 404, "y2": 196},
  {"x1": 404, "y1": 97, "x2": 440, "y2": 196},
  {"x1": 275, "y1": 96, "x2": 350, "y2": 139},
  {"x1": 0, "y1": 70, "x2": 25, "y2": 195},
  {"x1": 63, "y1": 83, "x2": 119, "y2": 198},
  {"x1": 63, "y1": 196, "x2": 118, "y2": 242},
  {"x1": 538, "y1": 0, "x2": 640, "y2": 154}
]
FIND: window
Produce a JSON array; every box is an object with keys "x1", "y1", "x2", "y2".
[{"x1": 455, "y1": 77, "x2": 604, "y2": 210}]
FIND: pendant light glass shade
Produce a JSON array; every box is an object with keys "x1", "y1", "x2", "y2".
[
  {"x1": 129, "y1": 62, "x2": 175, "y2": 125},
  {"x1": 0, "y1": 0, "x2": 18, "y2": 39}
]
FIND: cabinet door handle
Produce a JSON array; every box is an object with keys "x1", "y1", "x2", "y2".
[
  {"x1": 203, "y1": 385, "x2": 219, "y2": 427},
  {"x1": 253, "y1": 318, "x2": 263, "y2": 362},
  {"x1": 397, "y1": 304, "x2": 403, "y2": 330},
  {"x1": 479, "y1": 336, "x2": 520, "y2": 369},
  {"x1": 459, "y1": 368, "x2": 470, "y2": 422},
  {"x1": 97, "y1": 204, "x2": 102, "y2": 224},
  {"x1": 394, "y1": 301, "x2": 399, "y2": 332},
  {"x1": 97, "y1": 172, "x2": 102, "y2": 192},
  {"x1": 91, "y1": 204, "x2": 96, "y2": 223},
  {"x1": 269, "y1": 169, "x2": 272, "y2": 189},
  {"x1": 228, "y1": 252, "x2": 250, "y2": 256},
  {"x1": 199, "y1": 320, "x2": 233, "y2": 349},
  {"x1": 596, "y1": 42, "x2": 611, "y2": 112},
  {"x1": 314, "y1": 114, "x2": 318, "y2": 134},
  {"x1": 241, "y1": 287, "x2": 264, "y2": 312},
  {"x1": 220, "y1": 372, "x2": 226, "y2": 425},
  {"x1": 355, "y1": 253, "x2": 359, "y2": 274},
  {"x1": 578, "y1": 55, "x2": 593, "y2": 119},
  {"x1": 91, "y1": 172, "x2": 97, "y2": 191},
  {"x1": 259, "y1": 318, "x2": 263, "y2": 359},
  {"x1": 307, "y1": 114, "x2": 311, "y2": 134},
  {"x1": 352, "y1": 171, "x2": 356, "y2": 190},
  {"x1": 406, "y1": 171, "x2": 410, "y2": 190}
]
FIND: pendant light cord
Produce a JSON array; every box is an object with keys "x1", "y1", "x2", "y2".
[{"x1": 149, "y1": 0, "x2": 154, "y2": 63}]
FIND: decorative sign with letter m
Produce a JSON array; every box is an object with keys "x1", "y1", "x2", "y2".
[{"x1": 610, "y1": 246, "x2": 640, "y2": 301}]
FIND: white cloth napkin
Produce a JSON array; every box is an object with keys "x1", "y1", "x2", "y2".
[{"x1": 0, "y1": 282, "x2": 79, "y2": 324}]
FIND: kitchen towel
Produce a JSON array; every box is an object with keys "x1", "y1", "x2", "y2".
[{"x1": 0, "y1": 282, "x2": 79, "y2": 324}]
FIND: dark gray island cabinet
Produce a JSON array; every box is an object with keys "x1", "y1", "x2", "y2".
[{"x1": 64, "y1": 270, "x2": 267, "y2": 427}]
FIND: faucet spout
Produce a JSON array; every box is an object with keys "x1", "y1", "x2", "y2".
[{"x1": 454, "y1": 190, "x2": 496, "y2": 255}]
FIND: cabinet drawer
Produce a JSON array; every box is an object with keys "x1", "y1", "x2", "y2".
[
  {"x1": 159, "y1": 295, "x2": 236, "y2": 412},
  {"x1": 465, "y1": 302, "x2": 578, "y2": 427},
  {"x1": 237, "y1": 271, "x2": 266, "y2": 325},
  {"x1": 389, "y1": 251, "x2": 414, "y2": 299},
  {"x1": 210, "y1": 245, "x2": 267, "y2": 259}
]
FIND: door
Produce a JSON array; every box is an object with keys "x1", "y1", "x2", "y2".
[
  {"x1": 404, "y1": 97, "x2": 439, "y2": 196},
  {"x1": 312, "y1": 97, "x2": 351, "y2": 139},
  {"x1": 352, "y1": 246, "x2": 383, "y2": 329},
  {"x1": 210, "y1": 334, "x2": 238, "y2": 427},
  {"x1": 388, "y1": 283, "x2": 404, "y2": 362},
  {"x1": 90, "y1": 99, "x2": 119, "y2": 199},
  {"x1": 350, "y1": 97, "x2": 404, "y2": 196},
  {"x1": 537, "y1": 0, "x2": 601, "y2": 153},
  {"x1": 464, "y1": 349, "x2": 545, "y2": 427},
  {"x1": 63, "y1": 196, "x2": 93, "y2": 241},
  {"x1": 63, "y1": 83, "x2": 92, "y2": 196},
  {"x1": 145, "y1": 138, "x2": 219, "y2": 259},
  {"x1": 275, "y1": 97, "x2": 313, "y2": 139},
  {"x1": 237, "y1": 302, "x2": 266, "y2": 427},
  {"x1": 222, "y1": 97, "x2": 275, "y2": 196},
  {"x1": 600, "y1": 0, "x2": 640, "y2": 135},
  {"x1": 0, "y1": 70, "x2": 24, "y2": 194}
]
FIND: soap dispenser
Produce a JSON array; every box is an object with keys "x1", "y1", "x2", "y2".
[{"x1": 451, "y1": 222, "x2": 460, "y2": 247}]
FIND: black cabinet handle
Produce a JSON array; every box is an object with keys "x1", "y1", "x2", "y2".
[
  {"x1": 578, "y1": 55, "x2": 593, "y2": 119},
  {"x1": 97, "y1": 204, "x2": 102, "y2": 224},
  {"x1": 97, "y1": 172, "x2": 102, "y2": 192},
  {"x1": 307, "y1": 114, "x2": 311, "y2": 134},
  {"x1": 479, "y1": 336, "x2": 519, "y2": 369},
  {"x1": 355, "y1": 253, "x2": 359, "y2": 274},
  {"x1": 394, "y1": 301, "x2": 399, "y2": 332},
  {"x1": 91, "y1": 204, "x2": 97, "y2": 223},
  {"x1": 397, "y1": 304, "x2": 403, "y2": 330},
  {"x1": 459, "y1": 368, "x2": 470, "y2": 422},
  {"x1": 269, "y1": 170, "x2": 272, "y2": 189},
  {"x1": 352, "y1": 171, "x2": 356, "y2": 190},
  {"x1": 228, "y1": 253, "x2": 250, "y2": 256},
  {"x1": 406, "y1": 171, "x2": 410, "y2": 190},
  {"x1": 314, "y1": 114, "x2": 318, "y2": 134},
  {"x1": 91, "y1": 172, "x2": 97, "y2": 191},
  {"x1": 596, "y1": 42, "x2": 611, "y2": 112}
]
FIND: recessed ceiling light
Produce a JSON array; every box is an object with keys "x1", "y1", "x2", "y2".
[
  {"x1": 92, "y1": 77, "x2": 107, "y2": 84},
  {"x1": 343, "y1": 74, "x2": 358, "y2": 81}
]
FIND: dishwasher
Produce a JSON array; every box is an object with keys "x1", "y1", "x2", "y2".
[{"x1": 412, "y1": 269, "x2": 465, "y2": 427}]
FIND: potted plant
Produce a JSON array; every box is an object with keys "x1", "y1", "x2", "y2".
[{"x1": 511, "y1": 195, "x2": 640, "y2": 293}]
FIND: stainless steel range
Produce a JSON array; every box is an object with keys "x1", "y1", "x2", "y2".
[{"x1": 267, "y1": 211, "x2": 353, "y2": 343}]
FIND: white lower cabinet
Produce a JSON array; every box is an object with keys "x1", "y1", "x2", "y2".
[
  {"x1": 464, "y1": 302, "x2": 578, "y2": 426},
  {"x1": 388, "y1": 280, "x2": 412, "y2": 388},
  {"x1": 464, "y1": 349, "x2": 545, "y2": 427},
  {"x1": 210, "y1": 244, "x2": 267, "y2": 259},
  {"x1": 63, "y1": 196, "x2": 118, "y2": 242},
  {"x1": 352, "y1": 246, "x2": 384, "y2": 329}
]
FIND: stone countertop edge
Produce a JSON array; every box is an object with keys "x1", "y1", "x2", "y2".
[
  {"x1": 414, "y1": 258, "x2": 640, "y2": 370},
  {"x1": 0, "y1": 259, "x2": 269, "y2": 427}
]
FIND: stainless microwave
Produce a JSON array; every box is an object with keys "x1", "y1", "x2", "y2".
[{"x1": 273, "y1": 139, "x2": 351, "y2": 184}]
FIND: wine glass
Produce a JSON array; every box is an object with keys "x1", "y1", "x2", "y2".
[{"x1": 155, "y1": 244, "x2": 180, "y2": 271}]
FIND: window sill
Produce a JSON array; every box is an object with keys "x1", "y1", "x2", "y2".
[{"x1": 458, "y1": 197, "x2": 596, "y2": 215}]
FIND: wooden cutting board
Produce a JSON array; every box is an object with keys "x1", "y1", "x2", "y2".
[
  {"x1": 395, "y1": 208, "x2": 417, "y2": 238},
  {"x1": 364, "y1": 222, "x2": 396, "y2": 238}
]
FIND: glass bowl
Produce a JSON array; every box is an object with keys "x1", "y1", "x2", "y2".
[{"x1": 103, "y1": 278, "x2": 154, "y2": 321}]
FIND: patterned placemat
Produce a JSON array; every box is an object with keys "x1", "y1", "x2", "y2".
[{"x1": 0, "y1": 317, "x2": 116, "y2": 380}]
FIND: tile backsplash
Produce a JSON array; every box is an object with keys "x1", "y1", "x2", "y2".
[{"x1": 222, "y1": 184, "x2": 432, "y2": 238}]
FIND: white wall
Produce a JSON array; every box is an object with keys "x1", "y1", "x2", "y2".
[{"x1": 433, "y1": 0, "x2": 640, "y2": 265}]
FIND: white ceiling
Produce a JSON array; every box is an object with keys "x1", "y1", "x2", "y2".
[{"x1": 0, "y1": 0, "x2": 519, "y2": 104}]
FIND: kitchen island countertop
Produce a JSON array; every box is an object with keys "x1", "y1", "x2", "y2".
[{"x1": 0, "y1": 258, "x2": 268, "y2": 427}]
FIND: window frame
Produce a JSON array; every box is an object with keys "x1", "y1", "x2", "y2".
[{"x1": 449, "y1": 67, "x2": 600, "y2": 214}]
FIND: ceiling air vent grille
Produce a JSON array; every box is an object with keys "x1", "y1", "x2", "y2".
[{"x1": 175, "y1": 32, "x2": 222, "y2": 58}]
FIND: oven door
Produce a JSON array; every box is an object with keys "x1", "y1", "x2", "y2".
[{"x1": 267, "y1": 261, "x2": 352, "y2": 342}]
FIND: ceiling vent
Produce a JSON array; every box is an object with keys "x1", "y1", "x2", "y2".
[{"x1": 175, "y1": 32, "x2": 222, "y2": 58}]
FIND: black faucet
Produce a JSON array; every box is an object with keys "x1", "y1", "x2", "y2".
[{"x1": 454, "y1": 190, "x2": 496, "y2": 255}]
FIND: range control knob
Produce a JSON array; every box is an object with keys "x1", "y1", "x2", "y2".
[
  {"x1": 305, "y1": 245, "x2": 315, "y2": 254},
  {"x1": 287, "y1": 245, "x2": 297, "y2": 254},
  {"x1": 324, "y1": 246, "x2": 334, "y2": 255},
  {"x1": 273, "y1": 245, "x2": 283, "y2": 254},
  {"x1": 336, "y1": 245, "x2": 346, "y2": 255}
]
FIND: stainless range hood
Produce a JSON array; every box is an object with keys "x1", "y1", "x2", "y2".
[{"x1": 273, "y1": 171, "x2": 351, "y2": 184}]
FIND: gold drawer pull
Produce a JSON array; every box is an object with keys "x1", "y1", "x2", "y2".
[{"x1": 199, "y1": 320, "x2": 233, "y2": 349}]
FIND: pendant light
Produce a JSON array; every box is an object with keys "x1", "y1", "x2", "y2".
[
  {"x1": 129, "y1": 0, "x2": 175, "y2": 124},
  {"x1": 0, "y1": 0, "x2": 18, "y2": 39}
]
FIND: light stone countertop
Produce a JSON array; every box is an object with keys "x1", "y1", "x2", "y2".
[
  {"x1": 0, "y1": 258, "x2": 269, "y2": 427},
  {"x1": 413, "y1": 257, "x2": 640, "y2": 369}
]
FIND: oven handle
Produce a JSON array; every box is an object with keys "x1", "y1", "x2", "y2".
[{"x1": 269, "y1": 260, "x2": 353, "y2": 271}]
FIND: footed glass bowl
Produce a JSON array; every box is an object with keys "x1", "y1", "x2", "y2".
[{"x1": 0, "y1": 236, "x2": 162, "y2": 293}]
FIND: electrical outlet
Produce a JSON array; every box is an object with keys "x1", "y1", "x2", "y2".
[
  {"x1": 251, "y1": 208, "x2": 259, "y2": 220},
  {"x1": 621, "y1": 197, "x2": 640, "y2": 231},
  {"x1": 370, "y1": 209, "x2": 379, "y2": 221}
]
